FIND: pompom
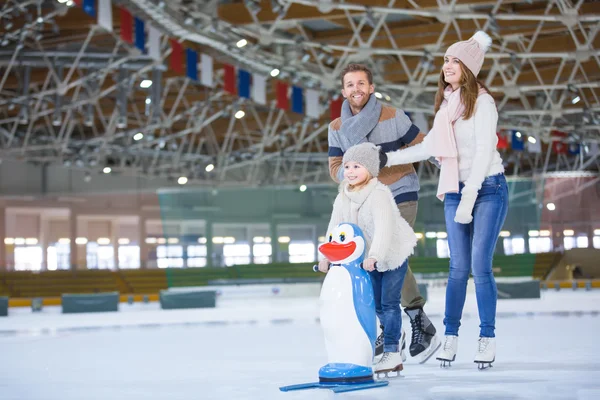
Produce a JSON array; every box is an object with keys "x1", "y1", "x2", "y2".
[{"x1": 471, "y1": 31, "x2": 492, "y2": 52}]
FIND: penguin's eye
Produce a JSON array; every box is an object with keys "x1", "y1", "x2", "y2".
[
  {"x1": 339, "y1": 232, "x2": 346, "y2": 242},
  {"x1": 328, "y1": 234, "x2": 333, "y2": 243}
]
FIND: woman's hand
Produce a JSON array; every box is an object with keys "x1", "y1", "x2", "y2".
[
  {"x1": 454, "y1": 185, "x2": 478, "y2": 224},
  {"x1": 362, "y1": 257, "x2": 378, "y2": 272},
  {"x1": 318, "y1": 259, "x2": 331, "y2": 273}
]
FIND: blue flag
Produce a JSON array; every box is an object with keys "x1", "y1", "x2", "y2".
[
  {"x1": 135, "y1": 17, "x2": 145, "y2": 53},
  {"x1": 511, "y1": 130, "x2": 524, "y2": 151},
  {"x1": 292, "y1": 86, "x2": 304, "y2": 114},
  {"x1": 186, "y1": 49, "x2": 198, "y2": 81},
  {"x1": 238, "y1": 69, "x2": 251, "y2": 99}
]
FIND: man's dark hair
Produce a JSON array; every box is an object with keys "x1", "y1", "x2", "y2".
[{"x1": 340, "y1": 64, "x2": 373, "y2": 88}]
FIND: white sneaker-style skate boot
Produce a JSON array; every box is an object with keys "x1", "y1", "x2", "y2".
[
  {"x1": 374, "y1": 352, "x2": 403, "y2": 379},
  {"x1": 436, "y1": 335, "x2": 458, "y2": 368},
  {"x1": 474, "y1": 337, "x2": 495, "y2": 370}
]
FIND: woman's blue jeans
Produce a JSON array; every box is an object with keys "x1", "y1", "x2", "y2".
[
  {"x1": 443, "y1": 174, "x2": 509, "y2": 338},
  {"x1": 369, "y1": 262, "x2": 408, "y2": 352}
]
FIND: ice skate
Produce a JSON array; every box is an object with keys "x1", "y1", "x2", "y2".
[
  {"x1": 374, "y1": 351, "x2": 403, "y2": 379},
  {"x1": 474, "y1": 337, "x2": 495, "y2": 370},
  {"x1": 405, "y1": 308, "x2": 441, "y2": 363},
  {"x1": 374, "y1": 329, "x2": 406, "y2": 363},
  {"x1": 436, "y1": 335, "x2": 458, "y2": 368}
]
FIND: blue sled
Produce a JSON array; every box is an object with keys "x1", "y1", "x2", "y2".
[{"x1": 279, "y1": 380, "x2": 389, "y2": 393}]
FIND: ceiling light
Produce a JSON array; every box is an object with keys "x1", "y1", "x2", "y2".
[
  {"x1": 571, "y1": 95, "x2": 581, "y2": 104},
  {"x1": 515, "y1": 131, "x2": 522, "y2": 138},
  {"x1": 374, "y1": 92, "x2": 382, "y2": 99},
  {"x1": 103, "y1": 167, "x2": 111, "y2": 174},
  {"x1": 236, "y1": 39, "x2": 248, "y2": 48},
  {"x1": 499, "y1": 231, "x2": 510, "y2": 237},
  {"x1": 145, "y1": 98, "x2": 151, "y2": 105},
  {"x1": 563, "y1": 229, "x2": 574, "y2": 236},
  {"x1": 205, "y1": 164, "x2": 215, "y2": 172},
  {"x1": 528, "y1": 136, "x2": 537, "y2": 144},
  {"x1": 546, "y1": 203, "x2": 556, "y2": 211},
  {"x1": 235, "y1": 110, "x2": 245, "y2": 119},
  {"x1": 178, "y1": 176, "x2": 188, "y2": 185},
  {"x1": 133, "y1": 132, "x2": 144, "y2": 141},
  {"x1": 270, "y1": 68, "x2": 280, "y2": 77},
  {"x1": 299, "y1": 184, "x2": 307, "y2": 192},
  {"x1": 384, "y1": 95, "x2": 391, "y2": 101},
  {"x1": 140, "y1": 79, "x2": 152, "y2": 88}
]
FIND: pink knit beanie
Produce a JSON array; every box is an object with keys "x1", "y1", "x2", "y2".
[{"x1": 445, "y1": 31, "x2": 492, "y2": 77}]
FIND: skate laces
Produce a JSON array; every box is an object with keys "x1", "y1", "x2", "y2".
[
  {"x1": 443, "y1": 336, "x2": 455, "y2": 351},
  {"x1": 478, "y1": 337, "x2": 490, "y2": 352},
  {"x1": 379, "y1": 352, "x2": 392, "y2": 363},
  {"x1": 375, "y1": 332, "x2": 384, "y2": 347},
  {"x1": 410, "y1": 311, "x2": 424, "y2": 346}
]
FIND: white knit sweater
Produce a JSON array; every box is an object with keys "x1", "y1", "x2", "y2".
[
  {"x1": 386, "y1": 93, "x2": 504, "y2": 190},
  {"x1": 326, "y1": 179, "x2": 418, "y2": 272}
]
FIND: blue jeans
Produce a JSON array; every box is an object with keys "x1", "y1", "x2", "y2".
[
  {"x1": 369, "y1": 263, "x2": 408, "y2": 352},
  {"x1": 443, "y1": 174, "x2": 509, "y2": 338}
]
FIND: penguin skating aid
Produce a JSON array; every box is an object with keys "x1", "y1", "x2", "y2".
[{"x1": 279, "y1": 223, "x2": 389, "y2": 393}]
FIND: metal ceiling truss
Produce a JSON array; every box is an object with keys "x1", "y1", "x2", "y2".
[{"x1": 0, "y1": 0, "x2": 598, "y2": 190}]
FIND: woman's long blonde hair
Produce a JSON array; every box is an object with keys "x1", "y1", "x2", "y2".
[{"x1": 434, "y1": 61, "x2": 491, "y2": 120}]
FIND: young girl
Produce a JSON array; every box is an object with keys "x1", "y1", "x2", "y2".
[
  {"x1": 385, "y1": 31, "x2": 508, "y2": 368},
  {"x1": 318, "y1": 142, "x2": 418, "y2": 375}
]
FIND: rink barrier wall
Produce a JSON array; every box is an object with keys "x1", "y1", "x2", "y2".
[
  {"x1": 61, "y1": 292, "x2": 120, "y2": 314},
  {"x1": 0, "y1": 253, "x2": 559, "y2": 299}
]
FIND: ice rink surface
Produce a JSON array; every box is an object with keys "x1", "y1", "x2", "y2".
[{"x1": 1, "y1": 287, "x2": 600, "y2": 400}]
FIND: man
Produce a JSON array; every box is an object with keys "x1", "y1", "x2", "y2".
[{"x1": 327, "y1": 63, "x2": 440, "y2": 363}]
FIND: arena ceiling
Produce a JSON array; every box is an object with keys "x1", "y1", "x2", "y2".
[{"x1": 0, "y1": 0, "x2": 599, "y2": 190}]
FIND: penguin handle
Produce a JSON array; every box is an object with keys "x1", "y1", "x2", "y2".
[
  {"x1": 313, "y1": 264, "x2": 331, "y2": 272},
  {"x1": 360, "y1": 261, "x2": 378, "y2": 271}
]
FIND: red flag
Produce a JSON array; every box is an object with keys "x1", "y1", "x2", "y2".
[
  {"x1": 497, "y1": 132, "x2": 508, "y2": 150},
  {"x1": 120, "y1": 8, "x2": 133, "y2": 44},
  {"x1": 330, "y1": 97, "x2": 343, "y2": 120},
  {"x1": 551, "y1": 130, "x2": 569, "y2": 154},
  {"x1": 223, "y1": 64, "x2": 236, "y2": 95},
  {"x1": 74, "y1": 0, "x2": 82, "y2": 5},
  {"x1": 170, "y1": 39, "x2": 183, "y2": 74},
  {"x1": 276, "y1": 81, "x2": 289, "y2": 110}
]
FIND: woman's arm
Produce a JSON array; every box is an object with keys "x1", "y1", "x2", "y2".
[{"x1": 386, "y1": 137, "x2": 433, "y2": 167}]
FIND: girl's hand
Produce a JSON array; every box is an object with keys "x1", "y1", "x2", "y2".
[
  {"x1": 318, "y1": 259, "x2": 330, "y2": 273},
  {"x1": 362, "y1": 258, "x2": 377, "y2": 271}
]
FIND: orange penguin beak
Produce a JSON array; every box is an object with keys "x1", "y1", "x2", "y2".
[{"x1": 319, "y1": 241, "x2": 356, "y2": 262}]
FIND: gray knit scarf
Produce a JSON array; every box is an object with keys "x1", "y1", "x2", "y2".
[{"x1": 339, "y1": 94, "x2": 382, "y2": 144}]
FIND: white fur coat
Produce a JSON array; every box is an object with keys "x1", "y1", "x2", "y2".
[{"x1": 326, "y1": 178, "x2": 418, "y2": 271}]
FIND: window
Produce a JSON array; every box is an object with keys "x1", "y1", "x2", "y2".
[
  {"x1": 504, "y1": 237, "x2": 525, "y2": 255},
  {"x1": 86, "y1": 242, "x2": 114, "y2": 269},
  {"x1": 47, "y1": 243, "x2": 70, "y2": 271},
  {"x1": 594, "y1": 236, "x2": 600, "y2": 249},
  {"x1": 289, "y1": 242, "x2": 315, "y2": 263},
  {"x1": 436, "y1": 239, "x2": 449, "y2": 258},
  {"x1": 253, "y1": 244, "x2": 271, "y2": 264},
  {"x1": 14, "y1": 246, "x2": 43, "y2": 271},
  {"x1": 564, "y1": 236, "x2": 588, "y2": 250},
  {"x1": 223, "y1": 244, "x2": 251, "y2": 266},
  {"x1": 187, "y1": 245, "x2": 207, "y2": 267},
  {"x1": 156, "y1": 245, "x2": 184, "y2": 268},
  {"x1": 528, "y1": 237, "x2": 552, "y2": 254},
  {"x1": 118, "y1": 245, "x2": 140, "y2": 269}
]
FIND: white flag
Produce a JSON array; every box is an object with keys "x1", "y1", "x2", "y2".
[
  {"x1": 527, "y1": 138, "x2": 542, "y2": 153},
  {"x1": 589, "y1": 142, "x2": 599, "y2": 156},
  {"x1": 201, "y1": 54, "x2": 213, "y2": 87},
  {"x1": 98, "y1": 0, "x2": 113, "y2": 32},
  {"x1": 252, "y1": 74, "x2": 267, "y2": 105},
  {"x1": 305, "y1": 89, "x2": 320, "y2": 119},
  {"x1": 148, "y1": 23, "x2": 161, "y2": 61}
]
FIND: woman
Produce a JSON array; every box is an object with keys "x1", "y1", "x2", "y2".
[{"x1": 385, "y1": 31, "x2": 508, "y2": 369}]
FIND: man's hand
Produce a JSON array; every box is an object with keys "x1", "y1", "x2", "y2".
[
  {"x1": 362, "y1": 257, "x2": 377, "y2": 272},
  {"x1": 318, "y1": 259, "x2": 331, "y2": 273}
]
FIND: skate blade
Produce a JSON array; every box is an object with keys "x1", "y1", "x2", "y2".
[
  {"x1": 436, "y1": 354, "x2": 455, "y2": 368},
  {"x1": 475, "y1": 358, "x2": 495, "y2": 370},
  {"x1": 375, "y1": 364, "x2": 403, "y2": 379},
  {"x1": 417, "y1": 335, "x2": 442, "y2": 364}
]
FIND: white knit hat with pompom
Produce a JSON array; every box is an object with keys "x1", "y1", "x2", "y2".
[{"x1": 444, "y1": 31, "x2": 492, "y2": 77}]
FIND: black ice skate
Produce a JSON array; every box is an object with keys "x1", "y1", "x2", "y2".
[
  {"x1": 374, "y1": 327, "x2": 406, "y2": 362},
  {"x1": 405, "y1": 307, "x2": 441, "y2": 364}
]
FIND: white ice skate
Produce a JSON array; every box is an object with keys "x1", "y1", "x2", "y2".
[
  {"x1": 436, "y1": 335, "x2": 458, "y2": 368},
  {"x1": 374, "y1": 351, "x2": 403, "y2": 379},
  {"x1": 474, "y1": 337, "x2": 495, "y2": 370},
  {"x1": 373, "y1": 330, "x2": 407, "y2": 364}
]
